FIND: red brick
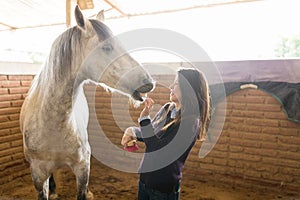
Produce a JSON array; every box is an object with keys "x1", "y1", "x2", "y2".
[
  {"x1": 277, "y1": 151, "x2": 300, "y2": 161},
  {"x1": 9, "y1": 87, "x2": 29, "y2": 94},
  {"x1": 0, "y1": 115, "x2": 10, "y2": 123},
  {"x1": 278, "y1": 135, "x2": 300, "y2": 145},
  {"x1": 260, "y1": 133, "x2": 278, "y2": 142},
  {"x1": 230, "y1": 152, "x2": 261, "y2": 162},
  {"x1": 275, "y1": 128, "x2": 299, "y2": 137},
  {"x1": 245, "y1": 118, "x2": 279, "y2": 127},
  {"x1": 8, "y1": 113, "x2": 20, "y2": 121},
  {"x1": 279, "y1": 120, "x2": 300, "y2": 128},
  {"x1": 240, "y1": 139, "x2": 261, "y2": 148},
  {"x1": 0, "y1": 75, "x2": 8, "y2": 81},
  {"x1": 10, "y1": 127, "x2": 21, "y2": 134},
  {"x1": 229, "y1": 116, "x2": 245, "y2": 124},
  {"x1": 11, "y1": 139, "x2": 23, "y2": 147},
  {"x1": 0, "y1": 80, "x2": 21, "y2": 88},
  {"x1": 264, "y1": 111, "x2": 287, "y2": 120},
  {"x1": 261, "y1": 127, "x2": 280, "y2": 135},
  {"x1": 228, "y1": 102, "x2": 247, "y2": 110},
  {"x1": 229, "y1": 145, "x2": 244, "y2": 153},
  {"x1": 0, "y1": 94, "x2": 22, "y2": 101},
  {"x1": 0, "y1": 88, "x2": 8, "y2": 94},
  {"x1": 0, "y1": 155, "x2": 12, "y2": 164},
  {"x1": 262, "y1": 157, "x2": 300, "y2": 168},
  {"x1": 0, "y1": 159, "x2": 24, "y2": 171},
  {"x1": 0, "y1": 146, "x2": 23, "y2": 157},
  {"x1": 247, "y1": 104, "x2": 282, "y2": 112},
  {"x1": 245, "y1": 147, "x2": 277, "y2": 157},
  {"x1": 213, "y1": 157, "x2": 228, "y2": 166},
  {"x1": 11, "y1": 152, "x2": 24, "y2": 160},
  {"x1": 265, "y1": 97, "x2": 281, "y2": 105},
  {"x1": 0, "y1": 142, "x2": 10, "y2": 150},
  {"x1": 232, "y1": 96, "x2": 265, "y2": 104},
  {"x1": 21, "y1": 80, "x2": 32, "y2": 87},
  {"x1": 8, "y1": 75, "x2": 34, "y2": 81},
  {"x1": 0, "y1": 129, "x2": 10, "y2": 136},
  {"x1": 0, "y1": 101, "x2": 11, "y2": 108},
  {"x1": 281, "y1": 167, "x2": 300, "y2": 176},
  {"x1": 0, "y1": 107, "x2": 21, "y2": 115},
  {"x1": 262, "y1": 141, "x2": 298, "y2": 152},
  {"x1": 11, "y1": 100, "x2": 24, "y2": 107},
  {"x1": 231, "y1": 110, "x2": 264, "y2": 118},
  {"x1": 0, "y1": 120, "x2": 20, "y2": 129},
  {"x1": 247, "y1": 89, "x2": 269, "y2": 96}
]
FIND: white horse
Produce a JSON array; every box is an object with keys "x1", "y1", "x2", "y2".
[{"x1": 20, "y1": 6, "x2": 154, "y2": 200}]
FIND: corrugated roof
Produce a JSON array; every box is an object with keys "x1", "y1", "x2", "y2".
[{"x1": 0, "y1": 0, "x2": 262, "y2": 31}]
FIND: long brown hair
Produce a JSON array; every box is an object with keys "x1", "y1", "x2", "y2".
[{"x1": 161, "y1": 68, "x2": 210, "y2": 140}]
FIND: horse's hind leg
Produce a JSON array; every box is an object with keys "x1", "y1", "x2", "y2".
[{"x1": 71, "y1": 161, "x2": 94, "y2": 200}]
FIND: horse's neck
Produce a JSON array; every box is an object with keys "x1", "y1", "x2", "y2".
[{"x1": 30, "y1": 68, "x2": 83, "y2": 111}]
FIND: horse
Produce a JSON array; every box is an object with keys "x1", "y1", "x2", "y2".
[{"x1": 19, "y1": 6, "x2": 154, "y2": 200}]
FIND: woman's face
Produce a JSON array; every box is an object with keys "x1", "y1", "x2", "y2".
[{"x1": 169, "y1": 76, "x2": 182, "y2": 104}]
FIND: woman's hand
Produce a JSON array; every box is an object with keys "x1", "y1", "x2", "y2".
[
  {"x1": 121, "y1": 127, "x2": 136, "y2": 146},
  {"x1": 140, "y1": 98, "x2": 154, "y2": 118}
]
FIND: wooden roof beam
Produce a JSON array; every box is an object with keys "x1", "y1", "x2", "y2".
[
  {"x1": 77, "y1": 0, "x2": 94, "y2": 10},
  {"x1": 0, "y1": 21, "x2": 17, "y2": 30},
  {"x1": 103, "y1": 0, "x2": 127, "y2": 17}
]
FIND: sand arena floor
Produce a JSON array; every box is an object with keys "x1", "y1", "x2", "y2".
[{"x1": 1, "y1": 158, "x2": 299, "y2": 200}]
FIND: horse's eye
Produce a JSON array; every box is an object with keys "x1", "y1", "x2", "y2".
[{"x1": 102, "y1": 44, "x2": 113, "y2": 53}]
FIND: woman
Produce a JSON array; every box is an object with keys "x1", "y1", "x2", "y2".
[{"x1": 121, "y1": 68, "x2": 210, "y2": 200}]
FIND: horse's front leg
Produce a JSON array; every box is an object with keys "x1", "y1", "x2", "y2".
[
  {"x1": 30, "y1": 160, "x2": 53, "y2": 200},
  {"x1": 49, "y1": 174, "x2": 58, "y2": 199},
  {"x1": 72, "y1": 159, "x2": 94, "y2": 200}
]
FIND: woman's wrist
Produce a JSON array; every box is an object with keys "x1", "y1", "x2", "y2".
[{"x1": 138, "y1": 115, "x2": 150, "y2": 123}]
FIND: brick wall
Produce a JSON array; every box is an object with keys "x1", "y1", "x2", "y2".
[
  {"x1": 89, "y1": 75, "x2": 300, "y2": 193},
  {"x1": 0, "y1": 75, "x2": 33, "y2": 184},
  {"x1": 0, "y1": 70, "x2": 300, "y2": 193},
  {"x1": 185, "y1": 88, "x2": 300, "y2": 192}
]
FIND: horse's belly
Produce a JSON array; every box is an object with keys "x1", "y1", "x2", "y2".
[
  {"x1": 24, "y1": 129, "x2": 91, "y2": 164},
  {"x1": 24, "y1": 143, "x2": 91, "y2": 165}
]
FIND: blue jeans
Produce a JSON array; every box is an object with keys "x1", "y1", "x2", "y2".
[{"x1": 138, "y1": 180, "x2": 180, "y2": 200}]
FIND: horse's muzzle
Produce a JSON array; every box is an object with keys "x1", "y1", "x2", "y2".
[{"x1": 132, "y1": 79, "x2": 155, "y2": 101}]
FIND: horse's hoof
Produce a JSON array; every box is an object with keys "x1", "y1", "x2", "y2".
[
  {"x1": 49, "y1": 193, "x2": 58, "y2": 200},
  {"x1": 86, "y1": 191, "x2": 94, "y2": 200}
]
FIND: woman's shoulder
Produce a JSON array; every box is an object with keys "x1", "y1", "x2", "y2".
[
  {"x1": 151, "y1": 102, "x2": 174, "y2": 122},
  {"x1": 162, "y1": 102, "x2": 175, "y2": 110}
]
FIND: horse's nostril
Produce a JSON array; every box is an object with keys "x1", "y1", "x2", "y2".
[
  {"x1": 143, "y1": 79, "x2": 152, "y2": 85},
  {"x1": 137, "y1": 83, "x2": 153, "y2": 93}
]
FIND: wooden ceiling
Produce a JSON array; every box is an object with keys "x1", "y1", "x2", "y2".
[{"x1": 0, "y1": 0, "x2": 263, "y2": 31}]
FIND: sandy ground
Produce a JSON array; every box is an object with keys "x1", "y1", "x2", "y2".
[{"x1": 1, "y1": 158, "x2": 299, "y2": 200}]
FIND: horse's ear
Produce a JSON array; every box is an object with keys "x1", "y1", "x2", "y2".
[
  {"x1": 96, "y1": 10, "x2": 105, "y2": 22},
  {"x1": 75, "y1": 5, "x2": 86, "y2": 29}
]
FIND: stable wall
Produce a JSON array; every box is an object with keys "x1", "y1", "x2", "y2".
[
  {"x1": 185, "y1": 88, "x2": 300, "y2": 192},
  {"x1": 0, "y1": 60, "x2": 299, "y2": 193},
  {"x1": 0, "y1": 74, "x2": 33, "y2": 184}
]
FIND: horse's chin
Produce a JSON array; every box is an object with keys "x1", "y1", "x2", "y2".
[
  {"x1": 132, "y1": 90, "x2": 144, "y2": 102},
  {"x1": 131, "y1": 81, "x2": 154, "y2": 101}
]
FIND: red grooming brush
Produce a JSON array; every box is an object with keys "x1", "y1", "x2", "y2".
[{"x1": 124, "y1": 139, "x2": 139, "y2": 152}]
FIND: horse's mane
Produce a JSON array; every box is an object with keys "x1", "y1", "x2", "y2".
[
  {"x1": 36, "y1": 19, "x2": 113, "y2": 87},
  {"x1": 48, "y1": 27, "x2": 83, "y2": 82},
  {"x1": 28, "y1": 19, "x2": 114, "y2": 100}
]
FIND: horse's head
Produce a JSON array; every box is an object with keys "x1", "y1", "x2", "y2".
[{"x1": 75, "y1": 6, "x2": 154, "y2": 101}]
